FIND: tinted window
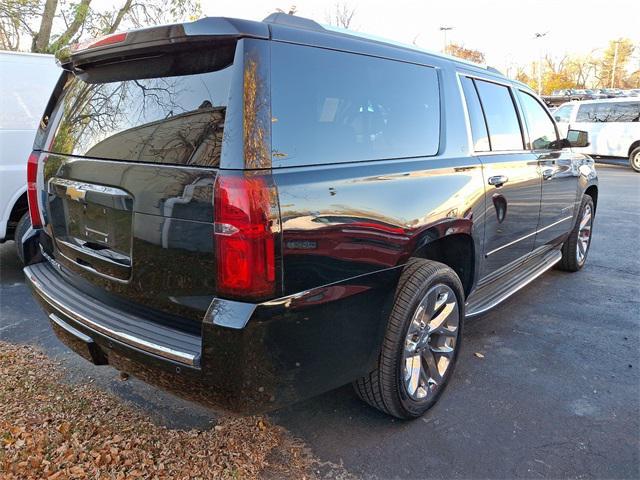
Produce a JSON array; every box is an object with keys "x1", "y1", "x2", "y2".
[
  {"x1": 47, "y1": 51, "x2": 233, "y2": 166},
  {"x1": 518, "y1": 91, "x2": 558, "y2": 150},
  {"x1": 576, "y1": 103, "x2": 610, "y2": 122},
  {"x1": 553, "y1": 105, "x2": 573, "y2": 123},
  {"x1": 474, "y1": 80, "x2": 523, "y2": 151},
  {"x1": 574, "y1": 102, "x2": 639, "y2": 123},
  {"x1": 609, "y1": 102, "x2": 640, "y2": 122},
  {"x1": 271, "y1": 43, "x2": 440, "y2": 166},
  {"x1": 460, "y1": 76, "x2": 490, "y2": 151}
]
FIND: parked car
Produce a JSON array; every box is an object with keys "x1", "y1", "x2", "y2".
[
  {"x1": 542, "y1": 88, "x2": 604, "y2": 107},
  {"x1": 598, "y1": 88, "x2": 627, "y2": 98},
  {"x1": 22, "y1": 13, "x2": 598, "y2": 419},
  {"x1": 552, "y1": 98, "x2": 640, "y2": 171},
  {"x1": 0, "y1": 51, "x2": 60, "y2": 261},
  {"x1": 576, "y1": 89, "x2": 607, "y2": 99}
]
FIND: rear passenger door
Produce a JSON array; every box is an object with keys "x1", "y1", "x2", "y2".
[
  {"x1": 459, "y1": 76, "x2": 541, "y2": 280},
  {"x1": 517, "y1": 89, "x2": 578, "y2": 250}
]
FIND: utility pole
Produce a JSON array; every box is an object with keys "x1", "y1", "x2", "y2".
[
  {"x1": 534, "y1": 32, "x2": 548, "y2": 96},
  {"x1": 611, "y1": 40, "x2": 620, "y2": 88},
  {"x1": 440, "y1": 26, "x2": 453, "y2": 54}
]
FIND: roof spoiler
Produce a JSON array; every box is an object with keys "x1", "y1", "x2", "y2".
[{"x1": 57, "y1": 17, "x2": 269, "y2": 72}]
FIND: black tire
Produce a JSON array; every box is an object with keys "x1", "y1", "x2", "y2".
[
  {"x1": 14, "y1": 212, "x2": 30, "y2": 265},
  {"x1": 558, "y1": 195, "x2": 594, "y2": 272},
  {"x1": 629, "y1": 146, "x2": 640, "y2": 173},
  {"x1": 353, "y1": 259, "x2": 465, "y2": 419}
]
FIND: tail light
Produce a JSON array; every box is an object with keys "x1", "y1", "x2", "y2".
[
  {"x1": 214, "y1": 174, "x2": 278, "y2": 300},
  {"x1": 27, "y1": 151, "x2": 42, "y2": 228}
]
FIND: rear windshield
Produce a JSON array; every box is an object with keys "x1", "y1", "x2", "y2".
[
  {"x1": 271, "y1": 42, "x2": 440, "y2": 167},
  {"x1": 47, "y1": 50, "x2": 234, "y2": 166}
]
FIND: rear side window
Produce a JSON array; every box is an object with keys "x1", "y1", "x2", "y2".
[
  {"x1": 576, "y1": 103, "x2": 609, "y2": 122},
  {"x1": 577, "y1": 101, "x2": 640, "y2": 122},
  {"x1": 518, "y1": 91, "x2": 558, "y2": 150},
  {"x1": 47, "y1": 50, "x2": 234, "y2": 166},
  {"x1": 474, "y1": 79, "x2": 524, "y2": 151},
  {"x1": 613, "y1": 102, "x2": 640, "y2": 122},
  {"x1": 460, "y1": 76, "x2": 490, "y2": 151},
  {"x1": 271, "y1": 43, "x2": 440, "y2": 166}
]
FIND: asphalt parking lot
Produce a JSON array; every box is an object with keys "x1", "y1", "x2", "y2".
[{"x1": 1, "y1": 163, "x2": 638, "y2": 479}]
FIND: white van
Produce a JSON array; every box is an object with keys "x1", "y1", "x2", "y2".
[
  {"x1": 552, "y1": 98, "x2": 640, "y2": 172},
  {"x1": 0, "y1": 51, "x2": 60, "y2": 257}
]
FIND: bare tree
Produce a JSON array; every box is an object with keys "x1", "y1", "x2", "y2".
[
  {"x1": 276, "y1": 6, "x2": 297, "y2": 15},
  {"x1": 325, "y1": 2, "x2": 356, "y2": 29},
  {"x1": 2, "y1": 0, "x2": 200, "y2": 54},
  {"x1": 0, "y1": 0, "x2": 41, "y2": 50}
]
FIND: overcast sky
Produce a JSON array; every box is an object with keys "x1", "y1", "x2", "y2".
[{"x1": 202, "y1": 0, "x2": 640, "y2": 72}]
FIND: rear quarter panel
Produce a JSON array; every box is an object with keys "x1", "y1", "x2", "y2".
[{"x1": 273, "y1": 157, "x2": 486, "y2": 295}]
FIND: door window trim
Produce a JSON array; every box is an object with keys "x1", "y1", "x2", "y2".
[
  {"x1": 456, "y1": 72, "x2": 528, "y2": 156},
  {"x1": 516, "y1": 89, "x2": 561, "y2": 151}
]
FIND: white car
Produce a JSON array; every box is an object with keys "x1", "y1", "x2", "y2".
[
  {"x1": 552, "y1": 98, "x2": 640, "y2": 172},
  {"x1": 0, "y1": 51, "x2": 60, "y2": 258}
]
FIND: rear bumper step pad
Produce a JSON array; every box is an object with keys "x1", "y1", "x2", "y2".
[{"x1": 24, "y1": 261, "x2": 201, "y2": 366}]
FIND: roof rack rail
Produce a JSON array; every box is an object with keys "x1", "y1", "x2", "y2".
[
  {"x1": 486, "y1": 66, "x2": 503, "y2": 75},
  {"x1": 262, "y1": 12, "x2": 325, "y2": 32}
]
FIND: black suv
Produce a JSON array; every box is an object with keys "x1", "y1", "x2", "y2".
[{"x1": 22, "y1": 13, "x2": 598, "y2": 419}]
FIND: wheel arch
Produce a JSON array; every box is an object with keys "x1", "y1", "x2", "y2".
[
  {"x1": 2, "y1": 190, "x2": 28, "y2": 241},
  {"x1": 410, "y1": 231, "x2": 475, "y2": 298},
  {"x1": 628, "y1": 140, "x2": 640, "y2": 158},
  {"x1": 584, "y1": 184, "x2": 598, "y2": 212}
]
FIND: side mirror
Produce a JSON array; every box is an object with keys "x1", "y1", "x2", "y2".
[
  {"x1": 554, "y1": 116, "x2": 562, "y2": 122},
  {"x1": 566, "y1": 129, "x2": 589, "y2": 148}
]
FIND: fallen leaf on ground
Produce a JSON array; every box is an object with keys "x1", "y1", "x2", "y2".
[{"x1": 0, "y1": 341, "x2": 348, "y2": 479}]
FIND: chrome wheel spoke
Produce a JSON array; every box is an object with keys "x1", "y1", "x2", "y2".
[
  {"x1": 431, "y1": 344, "x2": 455, "y2": 359},
  {"x1": 401, "y1": 283, "x2": 459, "y2": 401},
  {"x1": 405, "y1": 354, "x2": 422, "y2": 395},
  {"x1": 428, "y1": 301, "x2": 455, "y2": 333},
  {"x1": 422, "y1": 349, "x2": 443, "y2": 386},
  {"x1": 430, "y1": 324, "x2": 458, "y2": 337},
  {"x1": 579, "y1": 212, "x2": 591, "y2": 230}
]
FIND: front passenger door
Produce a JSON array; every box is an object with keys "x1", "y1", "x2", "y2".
[{"x1": 517, "y1": 90, "x2": 579, "y2": 251}]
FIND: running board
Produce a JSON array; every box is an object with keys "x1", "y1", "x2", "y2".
[{"x1": 465, "y1": 249, "x2": 562, "y2": 318}]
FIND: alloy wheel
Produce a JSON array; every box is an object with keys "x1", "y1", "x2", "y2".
[
  {"x1": 402, "y1": 284, "x2": 459, "y2": 401},
  {"x1": 576, "y1": 203, "x2": 593, "y2": 264}
]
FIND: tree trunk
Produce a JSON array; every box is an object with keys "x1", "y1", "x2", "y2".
[
  {"x1": 32, "y1": 0, "x2": 59, "y2": 52},
  {"x1": 48, "y1": 0, "x2": 92, "y2": 53},
  {"x1": 107, "y1": 0, "x2": 133, "y2": 34}
]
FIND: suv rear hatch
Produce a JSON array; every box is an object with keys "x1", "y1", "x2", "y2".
[{"x1": 33, "y1": 20, "x2": 273, "y2": 325}]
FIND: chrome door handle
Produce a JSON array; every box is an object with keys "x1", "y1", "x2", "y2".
[
  {"x1": 542, "y1": 168, "x2": 554, "y2": 180},
  {"x1": 488, "y1": 175, "x2": 509, "y2": 187}
]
